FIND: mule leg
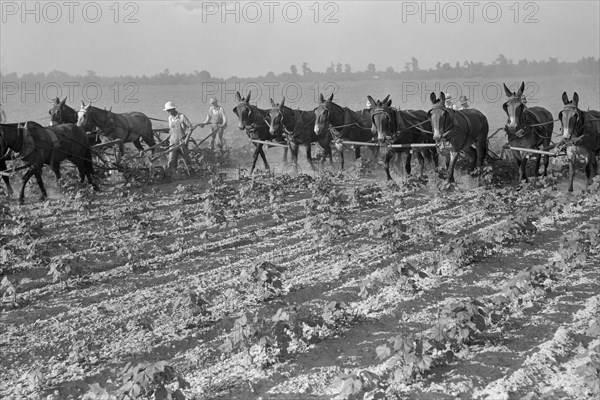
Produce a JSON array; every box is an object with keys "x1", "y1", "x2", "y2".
[
  {"x1": 2, "y1": 176, "x2": 13, "y2": 197},
  {"x1": 514, "y1": 152, "x2": 527, "y2": 182},
  {"x1": 447, "y1": 151, "x2": 460, "y2": 183},
  {"x1": 305, "y1": 144, "x2": 315, "y2": 171},
  {"x1": 132, "y1": 138, "x2": 145, "y2": 153},
  {"x1": 33, "y1": 170, "x2": 48, "y2": 201},
  {"x1": 354, "y1": 146, "x2": 361, "y2": 162},
  {"x1": 19, "y1": 169, "x2": 37, "y2": 204},
  {"x1": 52, "y1": 162, "x2": 62, "y2": 182},
  {"x1": 416, "y1": 151, "x2": 426, "y2": 176},
  {"x1": 404, "y1": 151, "x2": 412, "y2": 176},
  {"x1": 384, "y1": 151, "x2": 393, "y2": 181},
  {"x1": 251, "y1": 144, "x2": 261, "y2": 174},
  {"x1": 567, "y1": 154, "x2": 576, "y2": 192},
  {"x1": 259, "y1": 145, "x2": 270, "y2": 171},
  {"x1": 339, "y1": 147, "x2": 345, "y2": 170},
  {"x1": 283, "y1": 147, "x2": 288, "y2": 164}
]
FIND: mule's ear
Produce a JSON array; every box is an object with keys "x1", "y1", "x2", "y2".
[
  {"x1": 562, "y1": 92, "x2": 569, "y2": 105},
  {"x1": 319, "y1": 93, "x2": 325, "y2": 103},
  {"x1": 503, "y1": 83, "x2": 513, "y2": 97},
  {"x1": 270, "y1": 98, "x2": 276, "y2": 107},
  {"x1": 54, "y1": 97, "x2": 60, "y2": 104},
  {"x1": 280, "y1": 97, "x2": 285, "y2": 108},
  {"x1": 430, "y1": 92, "x2": 437, "y2": 103},
  {"x1": 382, "y1": 94, "x2": 390, "y2": 104},
  {"x1": 327, "y1": 93, "x2": 334, "y2": 103},
  {"x1": 573, "y1": 92, "x2": 579, "y2": 106},
  {"x1": 386, "y1": 98, "x2": 392, "y2": 107},
  {"x1": 517, "y1": 82, "x2": 525, "y2": 97},
  {"x1": 235, "y1": 91, "x2": 242, "y2": 102},
  {"x1": 61, "y1": 97, "x2": 67, "y2": 105},
  {"x1": 245, "y1": 92, "x2": 251, "y2": 103},
  {"x1": 440, "y1": 92, "x2": 446, "y2": 104},
  {"x1": 367, "y1": 95, "x2": 376, "y2": 108},
  {"x1": 81, "y1": 100, "x2": 86, "y2": 108},
  {"x1": 232, "y1": 106, "x2": 239, "y2": 117}
]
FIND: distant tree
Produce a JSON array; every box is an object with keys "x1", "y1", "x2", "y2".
[
  {"x1": 335, "y1": 62, "x2": 343, "y2": 74},
  {"x1": 411, "y1": 57, "x2": 419, "y2": 71},
  {"x1": 344, "y1": 63, "x2": 352, "y2": 73},
  {"x1": 290, "y1": 65, "x2": 298, "y2": 76},
  {"x1": 367, "y1": 63, "x2": 376, "y2": 75},
  {"x1": 302, "y1": 62, "x2": 312, "y2": 76}
]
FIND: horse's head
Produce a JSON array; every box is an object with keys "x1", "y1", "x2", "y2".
[
  {"x1": 314, "y1": 93, "x2": 336, "y2": 136},
  {"x1": 77, "y1": 101, "x2": 93, "y2": 129},
  {"x1": 368, "y1": 95, "x2": 393, "y2": 142},
  {"x1": 559, "y1": 92, "x2": 583, "y2": 140},
  {"x1": 427, "y1": 92, "x2": 453, "y2": 142},
  {"x1": 232, "y1": 91, "x2": 254, "y2": 129},
  {"x1": 268, "y1": 97, "x2": 294, "y2": 139},
  {"x1": 49, "y1": 97, "x2": 79, "y2": 126},
  {"x1": 502, "y1": 82, "x2": 526, "y2": 133}
]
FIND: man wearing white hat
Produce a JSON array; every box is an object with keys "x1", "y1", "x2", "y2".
[
  {"x1": 444, "y1": 93, "x2": 456, "y2": 109},
  {"x1": 163, "y1": 101, "x2": 193, "y2": 173},
  {"x1": 201, "y1": 97, "x2": 227, "y2": 150}
]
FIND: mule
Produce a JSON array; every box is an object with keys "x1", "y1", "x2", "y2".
[
  {"x1": 368, "y1": 95, "x2": 437, "y2": 180},
  {"x1": 49, "y1": 97, "x2": 100, "y2": 147},
  {"x1": 232, "y1": 91, "x2": 287, "y2": 174},
  {"x1": 428, "y1": 92, "x2": 489, "y2": 183},
  {"x1": 502, "y1": 82, "x2": 554, "y2": 181},
  {"x1": 314, "y1": 93, "x2": 375, "y2": 169},
  {"x1": 0, "y1": 122, "x2": 97, "y2": 204},
  {"x1": 268, "y1": 98, "x2": 332, "y2": 171},
  {"x1": 559, "y1": 92, "x2": 600, "y2": 192},
  {"x1": 76, "y1": 102, "x2": 156, "y2": 158}
]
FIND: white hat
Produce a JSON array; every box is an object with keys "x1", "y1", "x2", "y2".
[
  {"x1": 366, "y1": 100, "x2": 372, "y2": 108},
  {"x1": 445, "y1": 93, "x2": 454, "y2": 101},
  {"x1": 210, "y1": 97, "x2": 218, "y2": 104},
  {"x1": 163, "y1": 101, "x2": 176, "y2": 111}
]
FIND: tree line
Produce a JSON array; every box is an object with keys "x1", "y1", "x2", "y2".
[{"x1": 1, "y1": 55, "x2": 597, "y2": 86}]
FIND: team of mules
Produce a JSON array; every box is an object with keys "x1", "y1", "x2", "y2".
[
  {"x1": 0, "y1": 122, "x2": 97, "y2": 203},
  {"x1": 1, "y1": 83, "x2": 599, "y2": 202}
]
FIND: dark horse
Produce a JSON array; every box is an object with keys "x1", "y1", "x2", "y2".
[
  {"x1": 368, "y1": 95, "x2": 437, "y2": 181},
  {"x1": 502, "y1": 82, "x2": 554, "y2": 181},
  {"x1": 49, "y1": 97, "x2": 100, "y2": 145},
  {"x1": 76, "y1": 101, "x2": 156, "y2": 157},
  {"x1": 428, "y1": 92, "x2": 489, "y2": 183},
  {"x1": 313, "y1": 93, "x2": 375, "y2": 169},
  {"x1": 0, "y1": 122, "x2": 97, "y2": 204},
  {"x1": 232, "y1": 91, "x2": 287, "y2": 174},
  {"x1": 558, "y1": 92, "x2": 600, "y2": 192},
  {"x1": 268, "y1": 97, "x2": 332, "y2": 171}
]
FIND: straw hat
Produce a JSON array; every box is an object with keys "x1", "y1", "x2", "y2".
[
  {"x1": 459, "y1": 95, "x2": 469, "y2": 103},
  {"x1": 163, "y1": 101, "x2": 176, "y2": 111},
  {"x1": 210, "y1": 97, "x2": 218, "y2": 104}
]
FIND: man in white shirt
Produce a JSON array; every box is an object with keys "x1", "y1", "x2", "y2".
[
  {"x1": 201, "y1": 97, "x2": 227, "y2": 150},
  {"x1": 163, "y1": 101, "x2": 193, "y2": 172}
]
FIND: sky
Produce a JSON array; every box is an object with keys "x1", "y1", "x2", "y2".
[{"x1": 1, "y1": 0, "x2": 599, "y2": 78}]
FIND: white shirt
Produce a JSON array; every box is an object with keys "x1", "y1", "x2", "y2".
[{"x1": 168, "y1": 112, "x2": 192, "y2": 144}]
